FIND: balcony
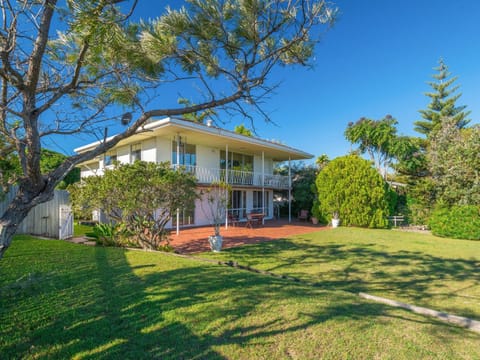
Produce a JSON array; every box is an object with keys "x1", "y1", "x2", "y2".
[{"x1": 171, "y1": 165, "x2": 290, "y2": 189}]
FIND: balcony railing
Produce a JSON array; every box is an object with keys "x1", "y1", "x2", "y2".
[{"x1": 171, "y1": 164, "x2": 290, "y2": 189}]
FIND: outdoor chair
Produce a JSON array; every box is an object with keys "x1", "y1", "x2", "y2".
[{"x1": 298, "y1": 209, "x2": 309, "y2": 222}]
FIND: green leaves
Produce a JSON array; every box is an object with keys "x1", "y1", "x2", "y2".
[
  {"x1": 315, "y1": 154, "x2": 390, "y2": 228},
  {"x1": 414, "y1": 59, "x2": 470, "y2": 138},
  {"x1": 69, "y1": 161, "x2": 197, "y2": 250}
]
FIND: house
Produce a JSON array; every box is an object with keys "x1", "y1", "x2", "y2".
[{"x1": 74, "y1": 117, "x2": 313, "y2": 230}]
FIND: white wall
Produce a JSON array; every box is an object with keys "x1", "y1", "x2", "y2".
[
  {"x1": 80, "y1": 163, "x2": 100, "y2": 178},
  {"x1": 197, "y1": 145, "x2": 219, "y2": 169},
  {"x1": 117, "y1": 145, "x2": 130, "y2": 164},
  {"x1": 156, "y1": 136, "x2": 171, "y2": 163},
  {"x1": 142, "y1": 138, "x2": 157, "y2": 163}
]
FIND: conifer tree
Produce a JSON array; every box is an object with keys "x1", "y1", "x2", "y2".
[{"x1": 414, "y1": 59, "x2": 470, "y2": 138}]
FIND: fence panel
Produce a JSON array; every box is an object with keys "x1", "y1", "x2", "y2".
[{"x1": 0, "y1": 187, "x2": 70, "y2": 238}]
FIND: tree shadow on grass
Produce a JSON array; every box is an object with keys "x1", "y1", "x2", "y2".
[
  {"x1": 1, "y1": 241, "x2": 479, "y2": 359},
  {"x1": 213, "y1": 237, "x2": 480, "y2": 319}
]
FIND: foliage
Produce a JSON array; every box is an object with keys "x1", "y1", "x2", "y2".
[
  {"x1": 396, "y1": 60, "x2": 471, "y2": 224},
  {"x1": 40, "y1": 150, "x2": 80, "y2": 189},
  {"x1": 344, "y1": 115, "x2": 403, "y2": 178},
  {"x1": 315, "y1": 154, "x2": 389, "y2": 228},
  {"x1": 291, "y1": 164, "x2": 317, "y2": 215},
  {"x1": 429, "y1": 205, "x2": 480, "y2": 240},
  {"x1": 93, "y1": 223, "x2": 124, "y2": 247},
  {"x1": 428, "y1": 120, "x2": 480, "y2": 206},
  {"x1": 0, "y1": 0, "x2": 337, "y2": 258},
  {"x1": 414, "y1": 59, "x2": 470, "y2": 138},
  {"x1": 69, "y1": 161, "x2": 197, "y2": 250},
  {"x1": 178, "y1": 98, "x2": 216, "y2": 123},
  {"x1": 201, "y1": 182, "x2": 231, "y2": 236},
  {"x1": 233, "y1": 124, "x2": 253, "y2": 137},
  {"x1": 310, "y1": 199, "x2": 327, "y2": 224}
]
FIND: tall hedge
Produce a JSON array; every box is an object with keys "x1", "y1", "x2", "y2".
[
  {"x1": 315, "y1": 154, "x2": 389, "y2": 228},
  {"x1": 429, "y1": 205, "x2": 480, "y2": 240}
]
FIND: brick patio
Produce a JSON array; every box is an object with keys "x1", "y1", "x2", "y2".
[{"x1": 169, "y1": 219, "x2": 328, "y2": 254}]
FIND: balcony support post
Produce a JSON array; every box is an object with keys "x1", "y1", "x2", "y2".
[
  {"x1": 176, "y1": 133, "x2": 181, "y2": 235},
  {"x1": 288, "y1": 156, "x2": 291, "y2": 223},
  {"x1": 262, "y1": 151, "x2": 265, "y2": 224},
  {"x1": 225, "y1": 144, "x2": 229, "y2": 229}
]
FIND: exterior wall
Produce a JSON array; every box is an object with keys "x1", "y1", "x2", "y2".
[
  {"x1": 156, "y1": 136, "x2": 171, "y2": 163},
  {"x1": 117, "y1": 145, "x2": 130, "y2": 164},
  {"x1": 80, "y1": 163, "x2": 100, "y2": 178},
  {"x1": 197, "y1": 145, "x2": 219, "y2": 169},
  {"x1": 142, "y1": 138, "x2": 157, "y2": 162}
]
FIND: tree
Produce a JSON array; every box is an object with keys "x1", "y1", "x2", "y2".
[
  {"x1": 428, "y1": 119, "x2": 480, "y2": 206},
  {"x1": 178, "y1": 98, "x2": 216, "y2": 124},
  {"x1": 233, "y1": 124, "x2": 253, "y2": 137},
  {"x1": 315, "y1": 154, "x2": 390, "y2": 228},
  {"x1": 414, "y1": 59, "x2": 470, "y2": 138},
  {"x1": 69, "y1": 161, "x2": 197, "y2": 250},
  {"x1": 0, "y1": 0, "x2": 337, "y2": 258},
  {"x1": 344, "y1": 115, "x2": 400, "y2": 178}
]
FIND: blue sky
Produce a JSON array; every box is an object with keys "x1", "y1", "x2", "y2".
[{"x1": 57, "y1": 1, "x2": 480, "y2": 161}]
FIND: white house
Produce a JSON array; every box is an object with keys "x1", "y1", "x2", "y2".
[{"x1": 74, "y1": 117, "x2": 313, "y2": 229}]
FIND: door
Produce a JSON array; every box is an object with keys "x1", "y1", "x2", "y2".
[{"x1": 59, "y1": 205, "x2": 73, "y2": 239}]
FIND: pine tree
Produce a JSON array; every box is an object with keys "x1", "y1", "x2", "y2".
[{"x1": 414, "y1": 59, "x2": 470, "y2": 138}]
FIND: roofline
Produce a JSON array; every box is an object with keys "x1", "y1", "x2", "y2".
[{"x1": 74, "y1": 117, "x2": 313, "y2": 159}]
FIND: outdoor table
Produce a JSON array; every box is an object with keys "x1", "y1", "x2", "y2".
[{"x1": 246, "y1": 213, "x2": 265, "y2": 228}]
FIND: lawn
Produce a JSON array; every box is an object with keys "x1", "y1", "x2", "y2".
[
  {"x1": 0, "y1": 233, "x2": 479, "y2": 359},
  {"x1": 202, "y1": 227, "x2": 480, "y2": 320}
]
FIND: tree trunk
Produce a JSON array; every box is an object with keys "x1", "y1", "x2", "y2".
[{"x1": 0, "y1": 184, "x2": 54, "y2": 259}]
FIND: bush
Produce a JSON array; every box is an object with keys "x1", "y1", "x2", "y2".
[
  {"x1": 429, "y1": 205, "x2": 480, "y2": 240},
  {"x1": 315, "y1": 154, "x2": 389, "y2": 228}
]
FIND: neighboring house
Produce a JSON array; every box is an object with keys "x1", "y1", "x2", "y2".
[{"x1": 74, "y1": 117, "x2": 313, "y2": 229}]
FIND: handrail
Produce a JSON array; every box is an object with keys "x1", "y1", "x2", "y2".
[{"x1": 171, "y1": 164, "x2": 290, "y2": 189}]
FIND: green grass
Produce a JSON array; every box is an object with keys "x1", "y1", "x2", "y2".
[
  {"x1": 201, "y1": 227, "x2": 480, "y2": 320},
  {"x1": 73, "y1": 222, "x2": 95, "y2": 237},
  {"x1": 0, "y1": 233, "x2": 479, "y2": 359}
]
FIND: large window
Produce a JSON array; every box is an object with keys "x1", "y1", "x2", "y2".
[
  {"x1": 220, "y1": 151, "x2": 253, "y2": 172},
  {"x1": 230, "y1": 190, "x2": 247, "y2": 219},
  {"x1": 253, "y1": 190, "x2": 269, "y2": 216},
  {"x1": 172, "y1": 140, "x2": 196, "y2": 167}
]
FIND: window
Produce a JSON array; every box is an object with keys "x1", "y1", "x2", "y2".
[
  {"x1": 231, "y1": 190, "x2": 247, "y2": 218},
  {"x1": 104, "y1": 151, "x2": 117, "y2": 166},
  {"x1": 252, "y1": 190, "x2": 269, "y2": 216},
  {"x1": 220, "y1": 151, "x2": 253, "y2": 171},
  {"x1": 131, "y1": 143, "x2": 141, "y2": 162},
  {"x1": 172, "y1": 140, "x2": 196, "y2": 166}
]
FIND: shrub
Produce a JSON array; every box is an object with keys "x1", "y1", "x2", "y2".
[
  {"x1": 315, "y1": 154, "x2": 389, "y2": 228},
  {"x1": 429, "y1": 205, "x2": 480, "y2": 240}
]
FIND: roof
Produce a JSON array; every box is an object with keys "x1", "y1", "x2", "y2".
[{"x1": 74, "y1": 117, "x2": 313, "y2": 162}]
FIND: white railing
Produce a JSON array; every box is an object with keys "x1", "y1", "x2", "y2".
[{"x1": 171, "y1": 165, "x2": 290, "y2": 189}]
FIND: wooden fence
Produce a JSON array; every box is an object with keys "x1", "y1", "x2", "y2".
[{"x1": 0, "y1": 187, "x2": 73, "y2": 239}]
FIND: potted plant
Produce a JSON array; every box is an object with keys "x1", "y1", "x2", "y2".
[
  {"x1": 331, "y1": 211, "x2": 340, "y2": 228},
  {"x1": 311, "y1": 199, "x2": 321, "y2": 225},
  {"x1": 202, "y1": 182, "x2": 231, "y2": 252}
]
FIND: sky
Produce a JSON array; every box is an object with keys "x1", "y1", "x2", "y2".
[{"x1": 54, "y1": 0, "x2": 480, "y2": 161}]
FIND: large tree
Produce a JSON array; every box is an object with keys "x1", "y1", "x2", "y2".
[
  {"x1": 344, "y1": 115, "x2": 408, "y2": 178},
  {"x1": 428, "y1": 118, "x2": 480, "y2": 206},
  {"x1": 414, "y1": 59, "x2": 470, "y2": 138},
  {"x1": 0, "y1": 0, "x2": 337, "y2": 258}
]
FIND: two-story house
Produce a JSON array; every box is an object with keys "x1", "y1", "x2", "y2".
[{"x1": 74, "y1": 117, "x2": 313, "y2": 230}]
